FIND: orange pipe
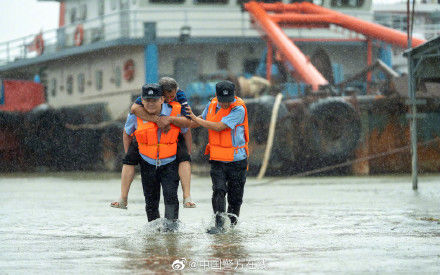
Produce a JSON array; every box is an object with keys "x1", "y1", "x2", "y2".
[
  {"x1": 266, "y1": 41, "x2": 273, "y2": 82},
  {"x1": 246, "y1": 2, "x2": 328, "y2": 91},
  {"x1": 288, "y1": 2, "x2": 426, "y2": 48},
  {"x1": 59, "y1": 2, "x2": 65, "y2": 27},
  {"x1": 279, "y1": 23, "x2": 330, "y2": 29},
  {"x1": 367, "y1": 39, "x2": 372, "y2": 94},
  {"x1": 292, "y1": 38, "x2": 365, "y2": 42},
  {"x1": 270, "y1": 14, "x2": 336, "y2": 24},
  {"x1": 245, "y1": 1, "x2": 426, "y2": 91},
  {"x1": 259, "y1": 2, "x2": 313, "y2": 13}
]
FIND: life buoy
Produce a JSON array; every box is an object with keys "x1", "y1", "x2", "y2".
[
  {"x1": 35, "y1": 34, "x2": 44, "y2": 55},
  {"x1": 123, "y1": 59, "x2": 135, "y2": 81},
  {"x1": 74, "y1": 24, "x2": 84, "y2": 46}
]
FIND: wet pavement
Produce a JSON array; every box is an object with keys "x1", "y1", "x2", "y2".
[{"x1": 1, "y1": 173, "x2": 440, "y2": 273}]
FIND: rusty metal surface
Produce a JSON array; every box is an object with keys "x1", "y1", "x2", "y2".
[{"x1": 353, "y1": 97, "x2": 440, "y2": 174}]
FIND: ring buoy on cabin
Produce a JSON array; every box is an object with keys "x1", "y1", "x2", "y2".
[
  {"x1": 74, "y1": 24, "x2": 84, "y2": 46},
  {"x1": 123, "y1": 59, "x2": 135, "y2": 81},
  {"x1": 35, "y1": 34, "x2": 44, "y2": 55}
]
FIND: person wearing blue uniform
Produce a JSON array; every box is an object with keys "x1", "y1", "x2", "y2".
[
  {"x1": 186, "y1": 80, "x2": 249, "y2": 234},
  {"x1": 124, "y1": 83, "x2": 189, "y2": 230},
  {"x1": 111, "y1": 77, "x2": 196, "y2": 210}
]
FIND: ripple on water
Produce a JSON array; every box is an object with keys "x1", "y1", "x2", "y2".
[{"x1": 2, "y1": 174, "x2": 440, "y2": 273}]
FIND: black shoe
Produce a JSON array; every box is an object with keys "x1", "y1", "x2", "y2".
[
  {"x1": 162, "y1": 219, "x2": 179, "y2": 233},
  {"x1": 206, "y1": 226, "x2": 225, "y2": 234}
]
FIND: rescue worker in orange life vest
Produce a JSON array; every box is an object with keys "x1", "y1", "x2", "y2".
[
  {"x1": 186, "y1": 80, "x2": 249, "y2": 234},
  {"x1": 123, "y1": 84, "x2": 191, "y2": 231}
]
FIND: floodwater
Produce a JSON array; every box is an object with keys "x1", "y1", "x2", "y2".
[{"x1": 1, "y1": 173, "x2": 440, "y2": 273}]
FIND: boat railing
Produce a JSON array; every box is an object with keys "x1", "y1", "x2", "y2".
[
  {"x1": 0, "y1": 8, "x2": 373, "y2": 66},
  {"x1": 0, "y1": 9, "x2": 256, "y2": 66},
  {"x1": 374, "y1": 12, "x2": 440, "y2": 40}
]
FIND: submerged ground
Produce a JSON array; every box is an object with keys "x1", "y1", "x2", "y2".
[{"x1": 1, "y1": 173, "x2": 440, "y2": 273}]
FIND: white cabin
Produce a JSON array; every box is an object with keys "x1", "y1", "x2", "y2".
[{"x1": 0, "y1": 0, "x2": 380, "y2": 119}]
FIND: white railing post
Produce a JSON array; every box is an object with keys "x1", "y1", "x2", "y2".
[
  {"x1": 6, "y1": 42, "x2": 9, "y2": 63},
  {"x1": 23, "y1": 38, "x2": 27, "y2": 58}
]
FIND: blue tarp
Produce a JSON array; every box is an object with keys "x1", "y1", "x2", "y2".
[{"x1": 0, "y1": 81, "x2": 4, "y2": 105}]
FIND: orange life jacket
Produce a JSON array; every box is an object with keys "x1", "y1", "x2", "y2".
[
  {"x1": 204, "y1": 96, "x2": 249, "y2": 162},
  {"x1": 134, "y1": 102, "x2": 181, "y2": 160}
]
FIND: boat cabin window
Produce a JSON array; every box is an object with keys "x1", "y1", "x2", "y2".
[
  {"x1": 67, "y1": 75, "x2": 73, "y2": 95},
  {"x1": 149, "y1": 0, "x2": 185, "y2": 3},
  {"x1": 96, "y1": 71, "x2": 103, "y2": 91},
  {"x1": 331, "y1": 0, "x2": 364, "y2": 7},
  {"x1": 243, "y1": 58, "x2": 260, "y2": 75},
  {"x1": 290, "y1": 0, "x2": 324, "y2": 5},
  {"x1": 194, "y1": 0, "x2": 228, "y2": 4},
  {"x1": 79, "y1": 4, "x2": 87, "y2": 21},
  {"x1": 111, "y1": 0, "x2": 118, "y2": 10},
  {"x1": 70, "y1": 8, "x2": 77, "y2": 23},
  {"x1": 98, "y1": 0, "x2": 105, "y2": 16},
  {"x1": 120, "y1": 0, "x2": 130, "y2": 9},
  {"x1": 217, "y1": 51, "x2": 229, "y2": 70},
  {"x1": 78, "y1": 73, "x2": 85, "y2": 93},
  {"x1": 51, "y1": 79, "x2": 57, "y2": 97},
  {"x1": 115, "y1": 67, "x2": 122, "y2": 87},
  {"x1": 238, "y1": 0, "x2": 278, "y2": 5}
]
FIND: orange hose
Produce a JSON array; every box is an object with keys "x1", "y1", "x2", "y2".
[
  {"x1": 246, "y1": 2, "x2": 328, "y2": 91},
  {"x1": 267, "y1": 2, "x2": 426, "y2": 48},
  {"x1": 245, "y1": 1, "x2": 427, "y2": 91}
]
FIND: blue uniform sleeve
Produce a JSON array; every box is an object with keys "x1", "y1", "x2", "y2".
[
  {"x1": 221, "y1": 106, "x2": 245, "y2": 129},
  {"x1": 124, "y1": 113, "x2": 137, "y2": 135},
  {"x1": 201, "y1": 102, "x2": 211, "y2": 120},
  {"x1": 134, "y1": 96, "x2": 142, "y2": 106},
  {"x1": 176, "y1": 89, "x2": 188, "y2": 104},
  {"x1": 180, "y1": 127, "x2": 188, "y2": 134},
  {"x1": 176, "y1": 90, "x2": 189, "y2": 117}
]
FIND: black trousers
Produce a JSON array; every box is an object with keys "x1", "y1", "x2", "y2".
[
  {"x1": 210, "y1": 159, "x2": 247, "y2": 226},
  {"x1": 139, "y1": 159, "x2": 180, "y2": 222}
]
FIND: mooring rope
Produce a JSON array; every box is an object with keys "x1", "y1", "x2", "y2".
[
  {"x1": 257, "y1": 93, "x2": 284, "y2": 180},
  {"x1": 259, "y1": 137, "x2": 440, "y2": 184}
]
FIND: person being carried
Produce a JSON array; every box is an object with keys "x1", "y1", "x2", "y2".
[
  {"x1": 186, "y1": 80, "x2": 249, "y2": 234},
  {"x1": 124, "y1": 83, "x2": 190, "y2": 231},
  {"x1": 110, "y1": 77, "x2": 196, "y2": 209}
]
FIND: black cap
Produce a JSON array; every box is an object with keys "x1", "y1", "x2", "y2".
[
  {"x1": 215, "y1": 80, "x2": 235, "y2": 103},
  {"x1": 141, "y1": 83, "x2": 162, "y2": 99}
]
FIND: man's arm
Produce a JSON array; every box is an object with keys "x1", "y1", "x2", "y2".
[
  {"x1": 186, "y1": 104, "x2": 244, "y2": 132},
  {"x1": 191, "y1": 116, "x2": 229, "y2": 132},
  {"x1": 189, "y1": 117, "x2": 201, "y2": 129},
  {"x1": 186, "y1": 103, "x2": 210, "y2": 129},
  {"x1": 122, "y1": 131, "x2": 133, "y2": 153},
  {"x1": 130, "y1": 102, "x2": 171, "y2": 130},
  {"x1": 123, "y1": 113, "x2": 137, "y2": 153},
  {"x1": 169, "y1": 116, "x2": 191, "y2": 128},
  {"x1": 131, "y1": 103, "x2": 158, "y2": 123}
]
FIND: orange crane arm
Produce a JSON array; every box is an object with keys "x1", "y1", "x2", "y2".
[
  {"x1": 282, "y1": 2, "x2": 426, "y2": 48},
  {"x1": 245, "y1": 1, "x2": 426, "y2": 91},
  {"x1": 246, "y1": 1, "x2": 329, "y2": 91},
  {"x1": 270, "y1": 14, "x2": 337, "y2": 24}
]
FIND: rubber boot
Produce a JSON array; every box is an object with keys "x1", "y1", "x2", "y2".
[
  {"x1": 164, "y1": 204, "x2": 179, "y2": 232},
  {"x1": 208, "y1": 191, "x2": 226, "y2": 234},
  {"x1": 227, "y1": 205, "x2": 241, "y2": 226}
]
